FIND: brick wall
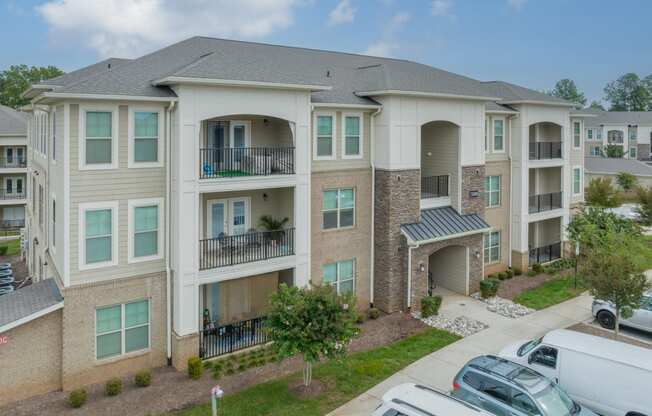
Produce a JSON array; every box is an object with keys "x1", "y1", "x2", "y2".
[{"x1": 461, "y1": 165, "x2": 486, "y2": 217}]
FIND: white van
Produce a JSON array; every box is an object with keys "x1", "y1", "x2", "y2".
[
  {"x1": 499, "y1": 329, "x2": 652, "y2": 416},
  {"x1": 372, "y1": 383, "x2": 494, "y2": 416}
]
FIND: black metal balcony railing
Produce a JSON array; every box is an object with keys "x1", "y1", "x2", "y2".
[
  {"x1": 0, "y1": 219, "x2": 24, "y2": 229},
  {"x1": 200, "y1": 147, "x2": 295, "y2": 179},
  {"x1": 421, "y1": 175, "x2": 449, "y2": 199},
  {"x1": 529, "y1": 142, "x2": 562, "y2": 160},
  {"x1": 200, "y1": 316, "x2": 269, "y2": 359},
  {"x1": 0, "y1": 189, "x2": 26, "y2": 200},
  {"x1": 199, "y1": 228, "x2": 295, "y2": 270},
  {"x1": 0, "y1": 157, "x2": 26, "y2": 169},
  {"x1": 529, "y1": 242, "x2": 562, "y2": 265},
  {"x1": 528, "y1": 192, "x2": 563, "y2": 214}
]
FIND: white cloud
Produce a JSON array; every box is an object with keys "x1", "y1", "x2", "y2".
[
  {"x1": 37, "y1": 0, "x2": 301, "y2": 58},
  {"x1": 328, "y1": 0, "x2": 355, "y2": 26},
  {"x1": 507, "y1": 0, "x2": 527, "y2": 10},
  {"x1": 431, "y1": 0, "x2": 453, "y2": 17},
  {"x1": 363, "y1": 11, "x2": 410, "y2": 57}
]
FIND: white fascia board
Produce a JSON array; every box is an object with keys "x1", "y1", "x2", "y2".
[
  {"x1": 312, "y1": 102, "x2": 381, "y2": 110},
  {"x1": 38, "y1": 92, "x2": 179, "y2": 103},
  {"x1": 0, "y1": 301, "x2": 64, "y2": 333},
  {"x1": 570, "y1": 113, "x2": 599, "y2": 118},
  {"x1": 500, "y1": 100, "x2": 576, "y2": 107},
  {"x1": 586, "y1": 170, "x2": 652, "y2": 178},
  {"x1": 153, "y1": 76, "x2": 332, "y2": 92},
  {"x1": 401, "y1": 226, "x2": 491, "y2": 247},
  {"x1": 21, "y1": 84, "x2": 54, "y2": 99},
  {"x1": 486, "y1": 110, "x2": 519, "y2": 115},
  {"x1": 356, "y1": 90, "x2": 502, "y2": 101}
]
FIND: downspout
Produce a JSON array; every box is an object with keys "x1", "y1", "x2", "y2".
[
  {"x1": 165, "y1": 100, "x2": 175, "y2": 366},
  {"x1": 507, "y1": 114, "x2": 514, "y2": 268},
  {"x1": 369, "y1": 106, "x2": 382, "y2": 307},
  {"x1": 406, "y1": 243, "x2": 415, "y2": 309}
]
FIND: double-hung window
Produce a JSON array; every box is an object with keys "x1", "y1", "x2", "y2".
[
  {"x1": 131, "y1": 109, "x2": 161, "y2": 166},
  {"x1": 572, "y1": 167, "x2": 582, "y2": 195},
  {"x1": 96, "y1": 299, "x2": 150, "y2": 360},
  {"x1": 493, "y1": 118, "x2": 504, "y2": 152},
  {"x1": 587, "y1": 129, "x2": 593, "y2": 140},
  {"x1": 52, "y1": 198, "x2": 56, "y2": 249},
  {"x1": 81, "y1": 201, "x2": 118, "y2": 269},
  {"x1": 82, "y1": 107, "x2": 116, "y2": 169},
  {"x1": 485, "y1": 175, "x2": 501, "y2": 208},
  {"x1": 38, "y1": 185, "x2": 43, "y2": 228},
  {"x1": 630, "y1": 147, "x2": 637, "y2": 158},
  {"x1": 322, "y1": 188, "x2": 354, "y2": 229},
  {"x1": 484, "y1": 231, "x2": 500, "y2": 264},
  {"x1": 573, "y1": 121, "x2": 581, "y2": 148},
  {"x1": 129, "y1": 198, "x2": 163, "y2": 262},
  {"x1": 342, "y1": 113, "x2": 362, "y2": 158},
  {"x1": 322, "y1": 259, "x2": 355, "y2": 294},
  {"x1": 315, "y1": 113, "x2": 335, "y2": 159}
]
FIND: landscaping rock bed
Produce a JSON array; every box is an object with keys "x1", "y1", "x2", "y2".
[
  {"x1": 471, "y1": 293, "x2": 535, "y2": 318},
  {"x1": 413, "y1": 313, "x2": 488, "y2": 337}
]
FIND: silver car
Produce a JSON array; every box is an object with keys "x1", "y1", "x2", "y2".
[{"x1": 592, "y1": 291, "x2": 652, "y2": 332}]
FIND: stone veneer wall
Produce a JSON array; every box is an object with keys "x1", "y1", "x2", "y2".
[
  {"x1": 410, "y1": 234, "x2": 483, "y2": 310},
  {"x1": 374, "y1": 169, "x2": 420, "y2": 313},
  {"x1": 461, "y1": 165, "x2": 486, "y2": 216}
]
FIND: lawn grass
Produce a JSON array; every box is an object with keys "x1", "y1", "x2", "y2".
[
  {"x1": 639, "y1": 235, "x2": 652, "y2": 270},
  {"x1": 514, "y1": 276, "x2": 585, "y2": 310},
  {"x1": 0, "y1": 238, "x2": 21, "y2": 256},
  {"x1": 171, "y1": 329, "x2": 460, "y2": 416}
]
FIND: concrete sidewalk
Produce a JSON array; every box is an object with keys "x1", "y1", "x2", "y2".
[{"x1": 328, "y1": 291, "x2": 593, "y2": 416}]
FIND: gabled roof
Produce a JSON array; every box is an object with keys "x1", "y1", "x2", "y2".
[
  {"x1": 41, "y1": 57, "x2": 131, "y2": 87},
  {"x1": 585, "y1": 156, "x2": 652, "y2": 177},
  {"x1": 0, "y1": 279, "x2": 63, "y2": 332},
  {"x1": 481, "y1": 80, "x2": 572, "y2": 106},
  {"x1": 0, "y1": 105, "x2": 27, "y2": 135},
  {"x1": 579, "y1": 109, "x2": 652, "y2": 127},
  {"x1": 401, "y1": 206, "x2": 490, "y2": 244}
]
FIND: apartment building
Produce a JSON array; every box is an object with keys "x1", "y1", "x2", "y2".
[
  {"x1": 0, "y1": 36, "x2": 586, "y2": 403},
  {"x1": 581, "y1": 109, "x2": 652, "y2": 160},
  {"x1": 0, "y1": 105, "x2": 28, "y2": 230}
]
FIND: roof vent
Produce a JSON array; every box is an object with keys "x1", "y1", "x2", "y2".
[{"x1": 326, "y1": 70, "x2": 331, "y2": 78}]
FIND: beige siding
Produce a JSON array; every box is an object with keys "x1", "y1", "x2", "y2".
[
  {"x1": 484, "y1": 160, "x2": 510, "y2": 274},
  {"x1": 50, "y1": 104, "x2": 66, "y2": 278},
  {"x1": 200, "y1": 115, "x2": 293, "y2": 148},
  {"x1": 311, "y1": 109, "x2": 372, "y2": 172},
  {"x1": 485, "y1": 114, "x2": 511, "y2": 162},
  {"x1": 429, "y1": 245, "x2": 467, "y2": 294},
  {"x1": 529, "y1": 217, "x2": 562, "y2": 247},
  {"x1": 421, "y1": 121, "x2": 459, "y2": 208},
  {"x1": 530, "y1": 167, "x2": 562, "y2": 195},
  {"x1": 69, "y1": 102, "x2": 167, "y2": 285}
]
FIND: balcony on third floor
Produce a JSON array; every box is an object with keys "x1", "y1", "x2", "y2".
[{"x1": 528, "y1": 122, "x2": 562, "y2": 160}]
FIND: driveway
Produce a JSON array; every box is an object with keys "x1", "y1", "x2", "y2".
[{"x1": 328, "y1": 290, "x2": 593, "y2": 415}]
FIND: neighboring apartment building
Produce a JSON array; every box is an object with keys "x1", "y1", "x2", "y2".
[
  {"x1": 580, "y1": 109, "x2": 652, "y2": 160},
  {"x1": 0, "y1": 37, "x2": 586, "y2": 404},
  {"x1": 0, "y1": 105, "x2": 28, "y2": 231}
]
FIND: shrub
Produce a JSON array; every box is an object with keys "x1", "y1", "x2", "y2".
[
  {"x1": 421, "y1": 296, "x2": 442, "y2": 318},
  {"x1": 0, "y1": 246, "x2": 7, "y2": 256},
  {"x1": 505, "y1": 269, "x2": 514, "y2": 279},
  {"x1": 105, "y1": 378, "x2": 122, "y2": 396},
  {"x1": 497, "y1": 272, "x2": 508, "y2": 281},
  {"x1": 488, "y1": 273, "x2": 497, "y2": 280},
  {"x1": 527, "y1": 270, "x2": 537, "y2": 277},
  {"x1": 134, "y1": 370, "x2": 152, "y2": 387},
  {"x1": 367, "y1": 307, "x2": 380, "y2": 320},
  {"x1": 188, "y1": 356, "x2": 203, "y2": 380},
  {"x1": 480, "y1": 279, "x2": 500, "y2": 298},
  {"x1": 355, "y1": 312, "x2": 365, "y2": 324},
  {"x1": 68, "y1": 389, "x2": 87, "y2": 408},
  {"x1": 513, "y1": 267, "x2": 522, "y2": 276},
  {"x1": 636, "y1": 186, "x2": 652, "y2": 226},
  {"x1": 617, "y1": 172, "x2": 637, "y2": 191},
  {"x1": 532, "y1": 263, "x2": 544, "y2": 273},
  {"x1": 586, "y1": 177, "x2": 621, "y2": 208}
]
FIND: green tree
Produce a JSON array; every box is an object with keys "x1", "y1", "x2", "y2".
[
  {"x1": 0, "y1": 64, "x2": 64, "y2": 108},
  {"x1": 603, "y1": 144, "x2": 624, "y2": 158},
  {"x1": 604, "y1": 73, "x2": 651, "y2": 111},
  {"x1": 635, "y1": 186, "x2": 652, "y2": 226},
  {"x1": 616, "y1": 172, "x2": 637, "y2": 191},
  {"x1": 585, "y1": 177, "x2": 621, "y2": 208},
  {"x1": 267, "y1": 284, "x2": 359, "y2": 387},
  {"x1": 589, "y1": 100, "x2": 605, "y2": 111},
  {"x1": 568, "y1": 206, "x2": 641, "y2": 249},
  {"x1": 551, "y1": 79, "x2": 586, "y2": 107}
]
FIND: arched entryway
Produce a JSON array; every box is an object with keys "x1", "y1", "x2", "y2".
[
  {"x1": 420, "y1": 121, "x2": 460, "y2": 208},
  {"x1": 529, "y1": 122, "x2": 562, "y2": 159},
  {"x1": 428, "y1": 245, "x2": 468, "y2": 295}
]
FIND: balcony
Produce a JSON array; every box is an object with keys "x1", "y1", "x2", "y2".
[
  {"x1": 0, "y1": 219, "x2": 24, "y2": 229},
  {"x1": 421, "y1": 175, "x2": 449, "y2": 199},
  {"x1": 528, "y1": 192, "x2": 562, "y2": 214},
  {"x1": 199, "y1": 316, "x2": 269, "y2": 359},
  {"x1": 529, "y1": 242, "x2": 562, "y2": 265},
  {"x1": 529, "y1": 142, "x2": 562, "y2": 160},
  {"x1": 0, "y1": 189, "x2": 25, "y2": 201},
  {"x1": 0, "y1": 157, "x2": 26, "y2": 169},
  {"x1": 200, "y1": 147, "x2": 294, "y2": 179}
]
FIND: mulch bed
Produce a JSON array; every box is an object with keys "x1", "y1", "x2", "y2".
[
  {"x1": 497, "y1": 270, "x2": 573, "y2": 300},
  {"x1": 568, "y1": 323, "x2": 652, "y2": 350},
  {"x1": 2, "y1": 312, "x2": 426, "y2": 416}
]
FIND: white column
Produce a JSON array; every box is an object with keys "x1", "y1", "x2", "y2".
[{"x1": 292, "y1": 119, "x2": 311, "y2": 288}]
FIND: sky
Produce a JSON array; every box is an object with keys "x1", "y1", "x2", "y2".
[{"x1": 2, "y1": 0, "x2": 652, "y2": 104}]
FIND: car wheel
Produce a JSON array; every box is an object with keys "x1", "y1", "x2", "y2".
[{"x1": 597, "y1": 310, "x2": 616, "y2": 330}]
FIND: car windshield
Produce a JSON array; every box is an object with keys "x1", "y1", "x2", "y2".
[
  {"x1": 534, "y1": 382, "x2": 578, "y2": 416},
  {"x1": 517, "y1": 337, "x2": 542, "y2": 357}
]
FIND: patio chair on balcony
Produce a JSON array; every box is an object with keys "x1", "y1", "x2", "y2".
[{"x1": 244, "y1": 228, "x2": 262, "y2": 249}]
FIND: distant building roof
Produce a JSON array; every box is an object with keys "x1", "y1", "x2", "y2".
[
  {"x1": 575, "y1": 108, "x2": 652, "y2": 127},
  {"x1": 0, "y1": 279, "x2": 63, "y2": 332},
  {"x1": 481, "y1": 80, "x2": 571, "y2": 105},
  {"x1": 585, "y1": 156, "x2": 652, "y2": 177},
  {"x1": 401, "y1": 206, "x2": 490, "y2": 243},
  {"x1": 0, "y1": 105, "x2": 27, "y2": 136}
]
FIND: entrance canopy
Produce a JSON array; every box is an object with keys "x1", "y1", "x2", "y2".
[{"x1": 401, "y1": 206, "x2": 490, "y2": 244}]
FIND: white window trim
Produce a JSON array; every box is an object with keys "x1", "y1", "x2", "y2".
[
  {"x1": 79, "y1": 200, "x2": 119, "y2": 271},
  {"x1": 51, "y1": 193, "x2": 56, "y2": 255},
  {"x1": 341, "y1": 112, "x2": 364, "y2": 160},
  {"x1": 586, "y1": 128, "x2": 593, "y2": 141},
  {"x1": 573, "y1": 121, "x2": 582, "y2": 149},
  {"x1": 492, "y1": 117, "x2": 505, "y2": 153},
  {"x1": 630, "y1": 147, "x2": 637, "y2": 158},
  {"x1": 206, "y1": 197, "x2": 252, "y2": 237},
  {"x1": 485, "y1": 175, "x2": 501, "y2": 208},
  {"x1": 313, "y1": 111, "x2": 336, "y2": 161},
  {"x1": 128, "y1": 106, "x2": 164, "y2": 168},
  {"x1": 51, "y1": 110, "x2": 57, "y2": 165},
  {"x1": 322, "y1": 188, "x2": 355, "y2": 230},
  {"x1": 95, "y1": 299, "x2": 151, "y2": 361},
  {"x1": 79, "y1": 104, "x2": 119, "y2": 171},
  {"x1": 484, "y1": 230, "x2": 501, "y2": 265},
  {"x1": 128, "y1": 198, "x2": 164, "y2": 264},
  {"x1": 572, "y1": 165, "x2": 582, "y2": 196},
  {"x1": 229, "y1": 120, "x2": 252, "y2": 148},
  {"x1": 323, "y1": 259, "x2": 356, "y2": 295}
]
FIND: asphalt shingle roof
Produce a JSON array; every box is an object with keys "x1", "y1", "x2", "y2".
[
  {"x1": 41, "y1": 57, "x2": 132, "y2": 87},
  {"x1": 0, "y1": 105, "x2": 27, "y2": 135},
  {"x1": 0, "y1": 279, "x2": 63, "y2": 329},
  {"x1": 481, "y1": 81, "x2": 571, "y2": 105},
  {"x1": 578, "y1": 109, "x2": 652, "y2": 127},
  {"x1": 401, "y1": 206, "x2": 490, "y2": 242},
  {"x1": 585, "y1": 156, "x2": 652, "y2": 177}
]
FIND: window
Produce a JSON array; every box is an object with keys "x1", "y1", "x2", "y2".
[
  {"x1": 572, "y1": 167, "x2": 581, "y2": 195},
  {"x1": 322, "y1": 188, "x2": 354, "y2": 229},
  {"x1": 573, "y1": 121, "x2": 581, "y2": 148},
  {"x1": 630, "y1": 147, "x2": 637, "y2": 158},
  {"x1": 629, "y1": 126, "x2": 638, "y2": 141},
  {"x1": 342, "y1": 113, "x2": 362, "y2": 158},
  {"x1": 591, "y1": 146, "x2": 602, "y2": 156},
  {"x1": 96, "y1": 299, "x2": 150, "y2": 360},
  {"x1": 597, "y1": 128, "x2": 603, "y2": 140},
  {"x1": 485, "y1": 175, "x2": 500, "y2": 208},
  {"x1": 587, "y1": 129, "x2": 593, "y2": 140},
  {"x1": 314, "y1": 113, "x2": 335, "y2": 159},
  {"x1": 52, "y1": 111, "x2": 56, "y2": 161},
  {"x1": 493, "y1": 118, "x2": 504, "y2": 152},
  {"x1": 484, "y1": 231, "x2": 500, "y2": 264},
  {"x1": 128, "y1": 198, "x2": 163, "y2": 262},
  {"x1": 81, "y1": 107, "x2": 117, "y2": 169},
  {"x1": 80, "y1": 201, "x2": 118, "y2": 269},
  {"x1": 52, "y1": 198, "x2": 56, "y2": 248},
  {"x1": 479, "y1": 377, "x2": 511, "y2": 404},
  {"x1": 322, "y1": 259, "x2": 355, "y2": 294},
  {"x1": 512, "y1": 389, "x2": 541, "y2": 416},
  {"x1": 530, "y1": 346, "x2": 558, "y2": 369},
  {"x1": 130, "y1": 109, "x2": 161, "y2": 166},
  {"x1": 38, "y1": 185, "x2": 43, "y2": 228}
]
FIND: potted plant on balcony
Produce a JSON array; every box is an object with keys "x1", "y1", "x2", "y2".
[{"x1": 258, "y1": 215, "x2": 289, "y2": 246}]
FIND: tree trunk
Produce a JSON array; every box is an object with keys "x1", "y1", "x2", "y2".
[
  {"x1": 303, "y1": 360, "x2": 312, "y2": 387},
  {"x1": 615, "y1": 308, "x2": 620, "y2": 339}
]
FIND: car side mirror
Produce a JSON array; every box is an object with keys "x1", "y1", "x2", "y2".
[{"x1": 527, "y1": 354, "x2": 534, "y2": 364}]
